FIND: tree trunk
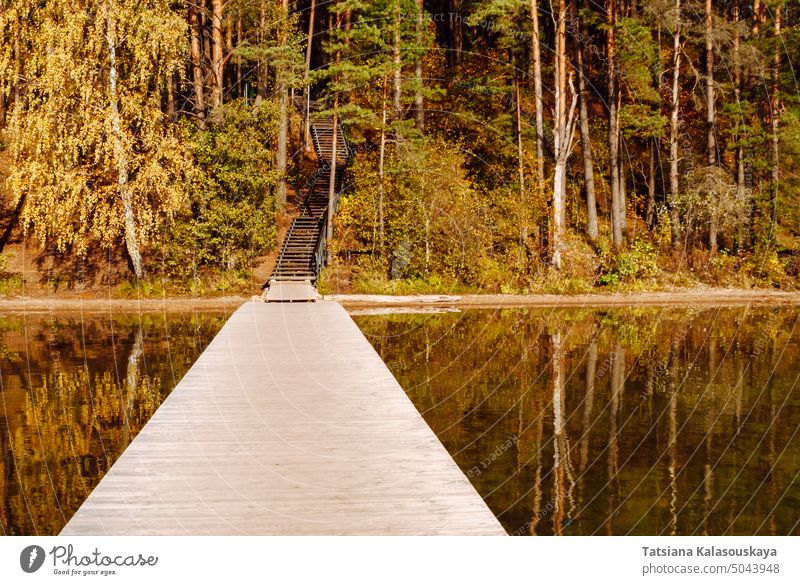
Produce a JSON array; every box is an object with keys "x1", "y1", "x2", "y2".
[
  {"x1": 752, "y1": 0, "x2": 762, "y2": 37},
  {"x1": 770, "y1": 3, "x2": 782, "y2": 238},
  {"x1": 514, "y1": 60, "x2": 527, "y2": 253},
  {"x1": 552, "y1": 161, "x2": 567, "y2": 269},
  {"x1": 107, "y1": 6, "x2": 143, "y2": 279},
  {"x1": 122, "y1": 328, "x2": 144, "y2": 440},
  {"x1": 705, "y1": 0, "x2": 718, "y2": 253},
  {"x1": 166, "y1": 72, "x2": 176, "y2": 121},
  {"x1": 225, "y1": 11, "x2": 233, "y2": 92},
  {"x1": 327, "y1": 11, "x2": 342, "y2": 265},
  {"x1": 0, "y1": 194, "x2": 25, "y2": 254},
  {"x1": 733, "y1": 2, "x2": 745, "y2": 241},
  {"x1": 257, "y1": 2, "x2": 268, "y2": 100},
  {"x1": 393, "y1": 0, "x2": 402, "y2": 121},
  {"x1": 237, "y1": 16, "x2": 243, "y2": 98},
  {"x1": 327, "y1": 102, "x2": 339, "y2": 265},
  {"x1": 450, "y1": 0, "x2": 464, "y2": 66},
  {"x1": 647, "y1": 138, "x2": 656, "y2": 227},
  {"x1": 414, "y1": 0, "x2": 425, "y2": 133},
  {"x1": 607, "y1": 0, "x2": 623, "y2": 247},
  {"x1": 574, "y1": 0, "x2": 598, "y2": 241},
  {"x1": 705, "y1": 0, "x2": 715, "y2": 166},
  {"x1": 648, "y1": 21, "x2": 663, "y2": 231},
  {"x1": 276, "y1": 0, "x2": 289, "y2": 212},
  {"x1": 13, "y1": 11, "x2": 21, "y2": 108},
  {"x1": 304, "y1": 0, "x2": 316, "y2": 149},
  {"x1": 188, "y1": 0, "x2": 206, "y2": 126},
  {"x1": 210, "y1": 0, "x2": 224, "y2": 109},
  {"x1": 580, "y1": 338, "x2": 597, "y2": 475},
  {"x1": 552, "y1": 0, "x2": 579, "y2": 270},
  {"x1": 551, "y1": 328, "x2": 566, "y2": 536},
  {"x1": 669, "y1": 0, "x2": 682, "y2": 249},
  {"x1": 619, "y1": 139, "x2": 626, "y2": 233},
  {"x1": 379, "y1": 78, "x2": 388, "y2": 256},
  {"x1": 705, "y1": 0, "x2": 719, "y2": 251},
  {"x1": 530, "y1": 0, "x2": 545, "y2": 187},
  {"x1": 201, "y1": 0, "x2": 211, "y2": 64}
]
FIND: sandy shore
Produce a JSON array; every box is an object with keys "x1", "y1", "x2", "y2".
[
  {"x1": 0, "y1": 296, "x2": 252, "y2": 314},
  {"x1": 1, "y1": 288, "x2": 800, "y2": 313},
  {"x1": 330, "y1": 289, "x2": 800, "y2": 308}
]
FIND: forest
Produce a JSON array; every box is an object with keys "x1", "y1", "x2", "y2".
[{"x1": 0, "y1": 0, "x2": 798, "y2": 295}]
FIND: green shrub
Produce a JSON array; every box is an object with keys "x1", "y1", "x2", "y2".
[
  {"x1": 158, "y1": 100, "x2": 279, "y2": 280},
  {"x1": 0, "y1": 253, "x2": 22, "y2": 296},
  {"x1": 598, "y1": 239, "x2": 659, "y2": 287}
]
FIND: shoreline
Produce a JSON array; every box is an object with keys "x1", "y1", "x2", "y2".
[{"x1": 0, "y1": 288, "x2": 799, "y2": 313}]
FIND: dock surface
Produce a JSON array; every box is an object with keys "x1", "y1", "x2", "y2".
[
  {"x1": 62, "y1": 301, "x2": 504, "y2": 535},
  {"x1": 264, "y1": 280, "x2": 319, "y2": 302}
]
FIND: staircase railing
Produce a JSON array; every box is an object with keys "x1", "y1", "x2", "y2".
[
  {"x1": 313, "y1": 210, "x2": 328, "y2": 281},
  {"x1": 310, "y1": 122, "x2": 354, "y2": 165}
]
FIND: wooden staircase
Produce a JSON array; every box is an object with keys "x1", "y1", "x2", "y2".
[{"x1": 266, "y1": 115, "x2": 350, "y2": 286}]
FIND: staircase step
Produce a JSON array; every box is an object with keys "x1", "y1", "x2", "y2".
[{"x1": 269, "y1": 120, "x2": 349, "y2": 286}]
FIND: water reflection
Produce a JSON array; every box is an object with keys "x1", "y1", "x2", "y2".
[
  {"x1": 0, "y1": 312, "x2": 229, "y2": 535},
  {"x1": 355, "y1": 306, "x2": 800, "y2": 536}
]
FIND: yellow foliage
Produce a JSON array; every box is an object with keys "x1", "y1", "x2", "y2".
[{"x1": 6, "y1": 0, "x2": 191, "y2": 255}]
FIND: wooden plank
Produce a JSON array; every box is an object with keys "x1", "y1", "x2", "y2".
[
  {"x1": 61, "y1": 301, "x2": 505, "y2": 535},
  {"x1": 265, "y1": 280, "x2": 319, "y2": 302}
]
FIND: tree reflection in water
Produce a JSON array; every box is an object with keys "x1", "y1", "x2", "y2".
[
  {"x1": 356, "y1": 306, "x2": 800, "y2": 536},
  {"x1": 0, "y1": 313, "x2": 228, "y2": 535}
]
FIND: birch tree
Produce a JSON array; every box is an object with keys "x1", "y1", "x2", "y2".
[
  {"x1": 551, "y1": 0, "x2": 579, "y2": 270},
  {"x1": 7, "y1": 0, "x2": 189, "y2": 278},
  {"x1": 668, "y1": 0, "x2": 682, "y2": 248}
]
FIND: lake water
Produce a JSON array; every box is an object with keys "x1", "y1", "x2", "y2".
[
  {"x1": 0, "y1": 311, "x2": 230, "y2": 535},
  {"x1": 354, "y1": 306, "x2": 800, "y2": 536},
  {"x1": 1, "y1": 306, "x2": 798, "y2": 535}
]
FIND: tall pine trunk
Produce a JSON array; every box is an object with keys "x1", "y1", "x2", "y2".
[
  {"x1": 733, "y1": 2, "x2": 746, "y2": 251},
  {"x1": 514, "y1": 56, "x2": 527, "y2": 254},
  {"x1": 450, "y1": 0, "x2": 464, "y2": 66},
  {"x1": 393, "y1": 0, "x2": 402, "y2": 120},
  {"x1": 379, "y1": 78, "x2": 388, "y2": 256},
  {"x1": 304, "y1": 0, "x2": 316, "y2": 149},
  {"x1": 706, "y1": 0, "x2": 718, "y2": 253},
  {"x1": 276, "y1": 0, "x2": 289, "y2": 212},
  {"x1": 770, "y1": 3, "x2": 782, "y2": 238},
  {"x1": 327, "y1": 101, "x2": 339, "y2": 265},
  {"x1": 574, "y1": 0, "x2": 597, "y2": 241},
  {"x1": 257, "y1": 2, "x2": 268, "y2": 100},
  {"x1": 237, "y1": 16, "x2": 243, "y2": 98},
  {"x1": 210, "y1": 0, "x2": 224, "y2": 109},
  {"x1": 619, "y1": 145, "x2": 626, "y2": 233},
  {"x1": 414, "y1": 0, "x2": 425, "y2": 133},
  {"x1": 225, "y1": 13, "x2": 233, "y2": 91},
  {"x1": 647, "y1": 22, "x2": 663, "y2": 229},
  {"x1": 188, "y1": 0, "x2": 206, "y2": 126},
  {"x1": 327, "y1": 13, "x2": 342, "y2": 265},
  {"x1": 530, "y1": 0, "x2": 545, "y2": 187},
  {"x1": 705, "y1": 0, "x2": 715, "y2": 166},
  {"x1": 607, "y1": 0, "x2": 623, "y2": 247},
  {"x1": 647, "y1": 139, "x2": 656, "y2": 227}
]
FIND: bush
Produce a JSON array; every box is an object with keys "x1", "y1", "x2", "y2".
[
  {"x1": 0, "y1": 252, "x2": 23, "y2": 295},
  {"x1": 598, "y1": 239, "x2": 659, "y2": 287},
  {"x1": 158, "y1": 100, "x2": 279, "y2": 280}
]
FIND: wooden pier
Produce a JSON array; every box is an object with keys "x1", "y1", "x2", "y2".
[{"x1": 61, "y1": 301, "x2": 504, "y2": 535}]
